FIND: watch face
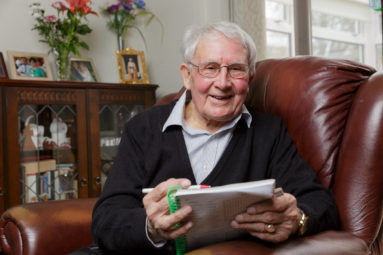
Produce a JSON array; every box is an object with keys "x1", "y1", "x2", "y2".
[{"x1": 298, "y1": 209, "x2": 309, "y2": 235}]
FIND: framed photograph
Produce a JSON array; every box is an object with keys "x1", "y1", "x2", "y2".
[
  {"x1": 0, "y1": 52, "x2": 9, "y2": 79},
  {"x1": 7, "y1": 51, "x2": 53, "y2": 80},
  {"x1": 116, "y1": 47, "x2": 150, "y2": 84},
  {"x1": 69, "y1": 57, "x2": 99, "y2": 82}
]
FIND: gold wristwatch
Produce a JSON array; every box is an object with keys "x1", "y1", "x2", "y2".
[{"x1": 297, "y1": 208, "x2": 309, "y2": 236}]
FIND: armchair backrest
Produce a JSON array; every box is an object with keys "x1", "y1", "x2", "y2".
[{"x1": 246, "y1": 56, "x2": 383, "y2": 253}]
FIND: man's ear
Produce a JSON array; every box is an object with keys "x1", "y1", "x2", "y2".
[
  {"x1": 249, "y1": 71, "x2": 256, "y2": 84},
  {"x1": 246, "y1": 72, "x2": 256, "y2": 94},
  {"x1": 180, "y1": 63, "x2": 192, "y2": 90}
]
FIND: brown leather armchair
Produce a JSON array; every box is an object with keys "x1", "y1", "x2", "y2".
[{"x1": 0, "y1": 56, "x2": 382, "y2": 255}]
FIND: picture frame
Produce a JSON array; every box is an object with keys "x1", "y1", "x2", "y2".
[
  {"x1": 116, "y1": 47, "x2": 150, "y2": 84},
  {"x1": 0, "y1": 52, "x2": 9, "y2": 79},
  {"x1": 69, "y1": 57, "x2": 99, "y2": 82},
  {"x1": 7, "y1": 51, "x2": 53, "y2": 81}
]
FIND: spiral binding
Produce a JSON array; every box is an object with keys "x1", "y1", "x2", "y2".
[{"x1": 167, "y1": 186, "x2": 186, "y2": 255}]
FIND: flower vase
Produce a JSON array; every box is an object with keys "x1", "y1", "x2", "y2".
[
  {"x1": 54, "y1": 48, "x2": 71, "y2": 80},
  {"x1": 117, "y1": 34, "x2": 126, "y2": 51}
]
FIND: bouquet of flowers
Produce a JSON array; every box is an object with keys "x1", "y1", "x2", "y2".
[
  {"x1": 29, "y1": 0, "x2": 98, "y2": 79},
  {"x1": 102, "y1": 0, "x2": 163, "y2": 50}
]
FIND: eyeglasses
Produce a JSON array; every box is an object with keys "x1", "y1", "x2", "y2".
[{"x1": 188, "y1": 62, "x2": 249, "y2": 79}]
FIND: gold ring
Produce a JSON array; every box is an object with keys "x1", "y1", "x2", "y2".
[{"x1": 265, "y1": 224, "x2": 276, "y2": 233}]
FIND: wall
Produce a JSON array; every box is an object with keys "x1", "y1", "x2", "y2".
[{"x1": 0, "y1": 0, "x2": 230, "y2": 98}]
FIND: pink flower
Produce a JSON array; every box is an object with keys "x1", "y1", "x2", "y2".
[
  {"x1": 43, "y1": 15, "x2": 58, "y2": 23},
  {"x1": 51, "y1": 1, "x2": 68, "y2": 11}
]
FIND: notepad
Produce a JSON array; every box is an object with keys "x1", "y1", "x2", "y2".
[{"x1": 167, "y1": 179, "x2": 275, "y2": 254}]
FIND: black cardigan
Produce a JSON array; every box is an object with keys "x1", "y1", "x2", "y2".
[{"x1": 91, "y1": 101, "x2": 339, "y2": 254}]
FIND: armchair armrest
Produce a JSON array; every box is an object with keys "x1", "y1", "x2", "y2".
[
  {"x1": 0, "y1": 198, "x2": 97, "y2": 255},
  {"x1": 186, "y1": 231, "x2": 369, "y2": 255}
]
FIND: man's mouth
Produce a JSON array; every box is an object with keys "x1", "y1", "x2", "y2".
[{"x1": 211, "y1": 95, "x2": 232, "y2": 100}]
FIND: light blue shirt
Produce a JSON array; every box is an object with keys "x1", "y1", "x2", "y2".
[{"x1": 162, "y1": 91, "x2": 252, "y2": 184}]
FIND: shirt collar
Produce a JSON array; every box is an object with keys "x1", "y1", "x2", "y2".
[{"x1": 162, "y1": 90, "x2": 252, "y2": 132}]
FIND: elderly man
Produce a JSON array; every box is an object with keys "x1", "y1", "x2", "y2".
[{"x1": 87, "y1": 21, "x2": 339, "y2": 254}]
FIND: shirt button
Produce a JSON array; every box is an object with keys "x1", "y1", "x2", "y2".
[{"x1": 203, "y1": 165, "x2": 208, "y2": 170}]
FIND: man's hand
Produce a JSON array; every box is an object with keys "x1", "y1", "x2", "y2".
[
  {"x1": 230, "y1": 190, "x2": 300, "y2": 243},
  {"x1": 142, "y1": 178, "x2": 193, "y2": 243}
]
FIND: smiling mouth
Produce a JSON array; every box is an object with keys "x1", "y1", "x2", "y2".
[{"x1": 211, "y1": 95, "x2": 232, "y2": 100}]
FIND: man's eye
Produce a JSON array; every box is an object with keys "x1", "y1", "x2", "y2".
[
  {"x1": 204, "y1": 64, "x2": 219, "y2": 70},
  {"x1": 230, "y1": 65, "x2": 245, "y2": 71}
]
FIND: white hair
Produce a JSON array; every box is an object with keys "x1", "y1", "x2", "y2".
[{"x1": 181, "y1": 21, "x2": 257, "y2": 75}]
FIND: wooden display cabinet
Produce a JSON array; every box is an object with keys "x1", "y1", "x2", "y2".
[{"x1": 0, "y1": 80, "x2": 157, "y2": 212}]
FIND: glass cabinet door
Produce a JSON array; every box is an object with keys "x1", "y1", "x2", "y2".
[
  {"x1": 99, "y1": 104, "x2": 144, "y2": 187},
  {"x1": 87, "y1": 86, "x2": 156, "y2": 197},
  {"x1": 5, "y1": 87, "x2": 88, "y2": 208},
  {"x1": 18, "y1": 104, "x2": 78, "y2": 203}
]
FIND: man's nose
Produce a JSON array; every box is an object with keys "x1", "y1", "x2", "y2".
[{"x1": 216, "y1": 66, "x2": 232, "y2": 87}]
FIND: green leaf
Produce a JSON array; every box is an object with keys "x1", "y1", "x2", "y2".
[
  {"x1": 79, "y1": 41, "x2": 89, "y2": 50},
  {"x1": 77, "y1": 24, "x2": 92, "y2": 35}
]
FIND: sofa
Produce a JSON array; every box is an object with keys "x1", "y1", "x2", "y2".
[{"x1": 0, "y1": 56, "x2": 382, "y2": 255}]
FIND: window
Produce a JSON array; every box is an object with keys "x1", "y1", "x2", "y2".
[
  {"x1": 264, "y1": 0, "x2": 382, "y2": 70},
  {"x1": 312, "y1": 11, "x2": 361, "y2": 35},
  {"x1": 377, "y1": 14, "x2": 382, "y2": 69},
  {"x1": 265, "y1": 0, "x2": 293, "y2": 58},
  {"x1": 266, "y1": 0, "x2": 288, "y2": 22},
  {"x1": 377, "y1": 44, "x2": 383, "y2": 70},
  {"x1": 312, "y1": 38, "x2": 363, "y2": 62},
  {"x1": 266, "y1": 31, "x2": 291, "y2": 58},
  {"x1": 311, "y1": 0, "x2": 368, "y2": 63}
]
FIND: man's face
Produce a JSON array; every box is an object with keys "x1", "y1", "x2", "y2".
[{"x1": 180, "y1": 35, "x2": 251, "y2": 125}]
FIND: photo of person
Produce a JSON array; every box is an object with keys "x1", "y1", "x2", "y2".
[
  {"x1": 29, "y1": 57, "x2": 46, "y2": 77},
  {"x1": 123, "y1": 55, "x2": 141, "y2": 80},
  {"x1": 15, "y1": 57, "x2": 30, "y2": 76},
  {"x1": 116, "y1": 48, "x2": 149, "y2": 84},
  {"x1": 69, "y1": 59, "x2": 98, "y2": 82},
  {"x1": 13, "y1": 56, "x2": 46, "y2": 77},
  {"x1": 6, "y1": 51, "x2": 53, "y2": 80}
]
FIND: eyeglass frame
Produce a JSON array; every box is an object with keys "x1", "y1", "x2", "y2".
[{"x1": 188, "y1": 61, "x2": 250, "y2": 79}]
